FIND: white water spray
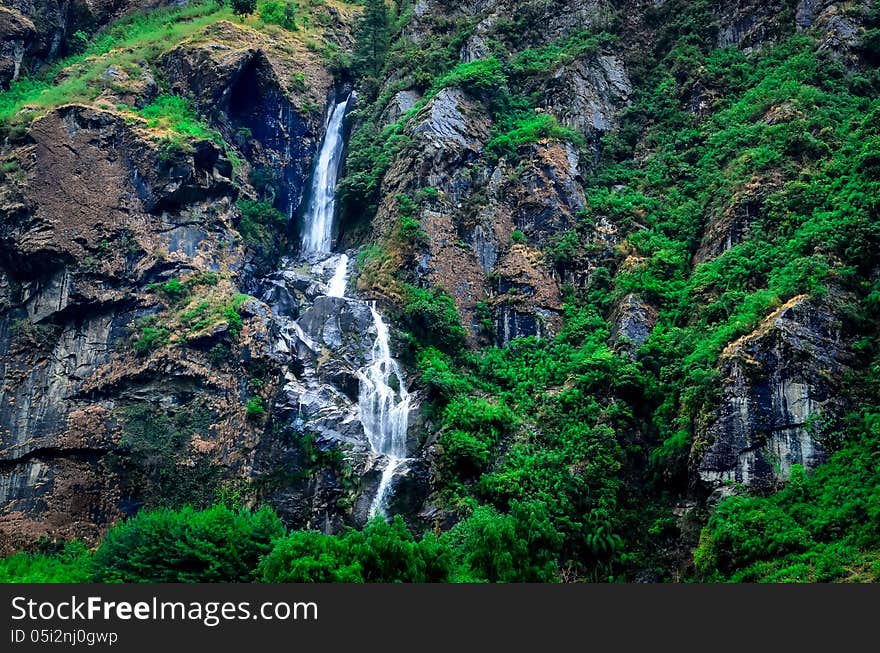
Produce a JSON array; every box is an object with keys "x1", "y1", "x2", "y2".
[
  {"x1": 327, "y1": 254, "x2": 349, "y2": 298},
  {"x1": 358, "y1": 303, "x2": 411, "y2": 517},
  {"x1": 301, "y1": 96, "x2": 350, "y2": 254}
]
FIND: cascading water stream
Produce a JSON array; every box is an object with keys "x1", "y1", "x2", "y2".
[
  {"x1": 327, "y1": 254, "x2": 349, "y2": 298},
  {"x1": 300, "y1": 95, "x2": 350, "y2": 255},
  {"x1": 296, "y1": 91, "x2": 409, "y2": 518},
  {"x1": 358, "y1": 304, "x2": 411, "y2": 517}
]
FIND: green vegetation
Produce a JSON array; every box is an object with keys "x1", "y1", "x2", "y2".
[
  {"x1": 93, "y1": 505, "x2": 282, "y2": 582},
  {"x1": 133, "y1": 325, "x2": 170, "y2": 354},
  {"x1": 400, "y1": 285, "x2": 468, "y2": 355},
  {"x1": 3, "y1": 0, "x2": 879, "y2": 585},
  {"x1": 133, "y1": 93, "x2": 224, "y2": 157},
  {"x1": 178, "y1": 293, "x2": 248, "y2": 339},
  {"x1": 259, "y1": 1, "x2": 299, "y2": 30},
  {"x1": 0, "y1": 542, "x2": 92, "y2": 583},
  {"x1": 236, "y1": 199, "x2": 289, "y2": 255},
  {"x1": 694, "y1": 413, "x2": 880, "y2": 582},
  {"x1": 509, "y1": 30, "x2": 618, "y2": 79},
  {"x1": 337, "y1": 0, "x2": 880, "y2": 583},
  {"x1": 0, "y1": 1, "x2": 232, "y2": 130},
  {"x1": 138, "y1": 275, "x2": 249, "y2": 350},
  {"x1": 261, "y1": 515, "x2": 450, "y2": 582},
  {"x1": 487, "y1": 112, "x2": 584, "y2": 158},
  {"x1": 0, "y1": 504, "x2": 563, "y2": 583},
  {"x1": 232, "y1": 0, "x2": 259, "y2": 20},
  {"x1": 394, "y1": 194, "x2": 428, "y2": 247},
  {"x1": 352, "y1": 0, "x2": 391, "y2": 96},
  {"x1": 245, "y1": 397, "x2": 267, "y2": 421},
  {"x1": 112, "y1": 404, "x2": 221, "y2": 509}
]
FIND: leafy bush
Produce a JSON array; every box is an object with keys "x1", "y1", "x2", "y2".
[
  {"x1": 487, "y1": 113, "x2": 584, "y2": 157},
  {"x1": 443, "y1": 502, "x2": 563, "y2": 582},
  {"x1": 92, "y1": 505, "x2": 283, "y2": 582},
  {"x1": 231, "y1": 0, "x2": 258, "y2": 19},
  {"x1": 236, "y1": 199, "x2": 288, "y2": 253},
  {"x1": 0, "y1": 541, "x2": 93, "y2": 583},
  {"x1": 437, "y1": 57, "x2": 508, "y2": 104},
  {"x1": 259, "y1": 0, "x2": 298, "y2": 30},
  {"x1": 245, "y1": 397, "x2": 266, "y2": 421},
  {"x1": 400, "y1": 285, "x2": 467, "y2": 354},
  {"x1": 137, "y1": 94, "x2": 220, "y2": 145},
  {"x1": 509, "y1": 30, "x2": 617, "y2": 78},
  {"x1": 260, "y1": 516, "x2": 452, "y2": 582},
  {"x1": 133, "y1": 326, "x2": 169, "y2": 354}
]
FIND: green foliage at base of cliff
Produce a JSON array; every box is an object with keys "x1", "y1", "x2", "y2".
[
  {"x1": 0, "y1": 507, "x2": 553, "y2": 583},
  {"x1": 693, "y1": 412, "x2": 880, "y2": 582},
  {"x1": 0, "y1": 542, "x2": 93, "y2": 584}
]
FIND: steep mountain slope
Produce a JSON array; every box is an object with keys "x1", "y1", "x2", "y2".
[
  {"x1": 0, "y1": 0, "x2": 356, "y2": 549},
  {"x1": 0, "y1": 0, "x2": 878, "y2": 582}
]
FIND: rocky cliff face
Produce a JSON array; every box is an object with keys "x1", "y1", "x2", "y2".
[
  {"x1": 365, "y1": 0, "x2": 631, "y2": 346},
  {"x1": 0, "y1": 9, "x2": 354, "y2": 549},
  {"x1": 694, "y1": 291, "x2": 856, "y2": 495}
]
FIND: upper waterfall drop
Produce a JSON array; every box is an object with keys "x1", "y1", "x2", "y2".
[{"x1": 300, "y1": 94, "x2": 351, "y2": 255}]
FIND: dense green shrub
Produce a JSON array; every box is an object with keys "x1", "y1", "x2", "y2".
[
  {"x1": 0, "y1": 542, "x2": 93, "y2": 583},
  {"x1": 235, "y1": 199, "x2": 288, "y2": 253},
  {"x1": 487, "y1": 113, "x2": 584, "y2": 157},
  {"x1": 259, "y1": 0, "x2": 297, "y2": 30},
  {"x1": 245, "y1": 397, "x2": 266, "y2": 421},
  {"x1": 92, "y1": 505, "x2": 283, "y2": 582},
  {"x1": 231, "y1": 0, "x2": 257, "y2": 19},
  {"x1": 443, "y1": 502, "x2": 563, "y2": 582},
  {"x1": 137, "y1": 94, "x2": 220, "y2": 144},
  {"x1": 400, "y1": 285, "x2": 467, "y2": 355},
  {"x1": 260, "y1": 516, "x2": 452, "y2": 582},
  {"x1": 133, "y1": 326, "x2": 169, "y2": 354}
]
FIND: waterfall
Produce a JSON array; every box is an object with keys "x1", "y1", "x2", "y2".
[
  {"x1": 327, "y1": 254, "x2": 349, "y2": 298},
  {"x1": 294, "y1": 90, "x2": 409, "y2": 519},
  {"x1": 300, "y1": 95, "x2": 351, "y2": 254},
  {"x1": 358, "y1": 303, "x2": 411, "y2": 517}
]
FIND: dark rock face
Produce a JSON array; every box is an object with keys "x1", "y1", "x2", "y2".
[
  {"x1": 609, "y1": 294, "x2": 657, "y2": 356},
  {"x1": 542, "y1": 55, "x2": 632, "y2": 153},
  {"x1": 0, "y1": 99, "x2": 268, "y2": 547},
  {"x1": 0, "y1": 6, "x2": 35, "y2": 88},
  {"x1": 0, "y1": 14, "x2": 344, "y2": 547},
  {"x1": 160, "y1": 19, "x2": 336, "y2": 245},
  {"x1": 694, "y1": 292, "x2": 856, "y2": 494}
]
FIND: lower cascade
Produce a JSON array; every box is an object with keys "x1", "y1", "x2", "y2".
[
  {"x1": 358, "y1": 303, "x2": 411, "y2": 517},
  {"x1": 326, "y1": 253, "x2": 349, "y2": 299}
]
